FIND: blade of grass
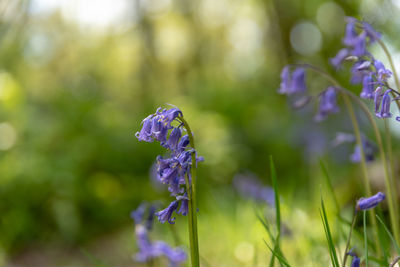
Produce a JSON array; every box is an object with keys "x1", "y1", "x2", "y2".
[
  {"x1": 364, "y1": 210, "x2": 368, "y2": 267},
  {"x1": 269, "y1": 156, "x2": 289, "y2": 267},
  {"x1": 319, "y1": 160, "x2": 340, "y2": 214},
  {"x1": 320, "y1": 197, "x2": 340, "y2": 267},
  {"x1": 376, "y1": 215, "x2": 400, "y2": 255},
  {"x1": 270, "y1": 156, "x2": 281, "y2": 237},
  {"x1": 264, "y1": 240, "x2": 291, "y2": 267},
  {"x1": 254, "y1": 207, "x2": 275, "y2": 244}
]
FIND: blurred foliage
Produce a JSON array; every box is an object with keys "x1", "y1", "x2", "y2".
[{"x1": 0, "y1": 0, "x2": 400, "y2": 265}]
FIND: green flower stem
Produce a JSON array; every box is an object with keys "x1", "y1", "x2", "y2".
[
  {"x1": 342, "y1": 212, "x2": 358, "y2": 267},
  {"x1": 179, "y1": 116, "x2": 200, "y2": 267}
]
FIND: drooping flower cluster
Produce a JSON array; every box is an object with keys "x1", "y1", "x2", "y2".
[
  {"x1": 136, "y1": 107, "x2": 203, "y2": 224},
  {"x1": 356, "y1": 191, "x2": 385, "y2": 211},
  {"x1": 131, "y1": 203, "x2": 187, "y2": 266},
  {"x1": 331, "y1": 17, "x2": 400, "y2": 120},
  {"x1": 233, "y1": 173, "x2": 275, "y2": 206}
]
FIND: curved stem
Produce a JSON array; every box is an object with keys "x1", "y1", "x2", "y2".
[{"x1": 179, "y1": 116, "x2": 200, "y2": 267}]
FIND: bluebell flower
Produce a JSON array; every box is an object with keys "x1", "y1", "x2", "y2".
[
  {"x1": 362, "y1": 21, "x2": 381, "y2": 42},
  {"x1": 167, "y1": 176, "x2": 185, "y2": 196},
  {"x1": 135, "y1": 225, "x2": 154, "y2": 262},
  {"x1": 135, "y1": 115, "x2": 154, "y2": 142},
  {"x1": 146, "y1": 205, "x2": 157, "y2": 230},
  {"x1": 278, "y1": 66, "x2": 291, "y2": 94},
  {"x1": 290, "y1": 68, "x2": 307, "y2": 94},
  {"x1": 131, "y1": 203, "x2": 146, "y2": 224},
  {"x1": 374, "y1": 59, "x2": 392, "y2": 83},
  {"x1": 356, "y1": 192, "x2": 385, "y2": 211},
  {"x1": 133, "y1": 221, "x2": 186, "y2": 266},
  {"x1": 151, "y1": 115, "x2": 169, "y2": 143},
  {"x1": 343, "y1": 17, "x2": 358, "y2": 46},
  {"x1": 314, "y1": 87, "x2": 340, "y2": 122},
  {"x1": 351, "y1": 32, "x2": 367, "y2": 57},
  {"x1": 278, "y1": 67, "x2": 307, "y2": 95},
  {"x1": 350, "y1": 61, "x2": 371, "y2": 84},
  {"x1": 331, "y1": 132, "x2": 356, "y2": 147},
  {"x1": 350, "y1": 136, "x2": 376, "y2": 163},
  {"x1": 166, "y1": 127, "x2": 182, "y2": 151},
  {"x1": 176, "y1": 135, "x2": 190, "y2": 154},
  {"x1": 155, "y1": 200, "x2": 179, "y2": 224},
  {"x1": 330, "y1": 48, "x2": 350, "y2": 69},
  {"x1": 376, "y1": 90, "x2": 392, "y2": 118},
  {"x1": 360, "y1": 74, "x2": 374, "y2": 99},
  {"x1": 346, "y1": 250, "x2": 360, "y2": 267},
  {"x1": 233, "y1": 173, "x2": 275, "y2": 206},
  {"x1": 152, "y1": 241, "x2": 187, "y2": 266},
  {"x1": 176, "y1": 194, "x2": 189, "y2": 216}
]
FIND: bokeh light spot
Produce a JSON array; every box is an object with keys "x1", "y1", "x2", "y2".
[
  {"x1": 0, "y1": 123, "x2": 17, "y2": 151},
  {"x1": 290, "y1": 21, "x2": 322, "y2": 55}
]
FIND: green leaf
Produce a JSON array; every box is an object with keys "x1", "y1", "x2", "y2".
[
  {"x1": 320, "y1": 197, "x2": 340, "y2": 267},
  {"x1": 264, "y1": 240, "x2": 291, "y2": 267},
  {"x1": 376, "y1": 214, "x2": 400, "y2": 255}
]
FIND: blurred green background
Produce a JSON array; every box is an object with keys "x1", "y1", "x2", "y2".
[{"x1": 1, "y1": 0, "x2": 400, "y2": 266}]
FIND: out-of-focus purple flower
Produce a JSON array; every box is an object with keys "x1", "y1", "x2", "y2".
[
  {"x1": 152, "y1": 241, "x2": 187, "y2": 266},
  {"x1": 314, "y1": 87, "x2": 340, "y2": 122},
  {"x1": 350, "y1": 138, "x2": 376, "y2": 163},
  {"x1": 146, "y1": 205, "x2": 157, "y2": 230},
  {"x1": 135, "y1": 225, "x2": 153, "y2": 262},
  {"x1": 356, "y1": 192, "x2": 385, "y2": 211},
  {"x1": 133, "y1": 223, "x2": 186, "y2": 266},
  {"x1": 278, "y1": 66, "x2": 291, "y2": 94},
  {"x1": 374, "y1": 60, "x2": 392, "y2": 83},
  {"x1": 343, "y1": 17, "x2": 358, "y2": 46},
  {"x1": 346, "y1": 250, "x2": 360, "y2": 267},
  {"x1": 351, "y1": 32, "x2": 367, "y2": 57},
  {"x1": 376, "y1": 90, "x2": 392, "y2": 118},
  {"x1": 356, "y1": 60, "x2": 371, "y2": 71},
  {"x1": 131, "y1": 204, "x2": 146, "y2": 225},
  {"x1": 363, "y1": 22, "x2": 381, "y2": 42},
  {"x1": 290, "y1": 68, "x2": 307, "y2": 94},
  {"x1": 360, "y1": 74, "x2": 374, "y2": 99},
  {"x1": 155, "y1": 200, "x2": 179, "y2": 224},
  {"x1": 330, "y1": 48, "x2": 350, "y2": 69},
  {"x1": 374, "y1": 87, "x2": 383, "y2": 113},
  {"x1": 278, "y1": 67, "x2": 307, "y2": 95},
  {"x1": 350, "y1": 61, "x2": 370, "y2": 84},
  {"x1": 233, "y1": 173, "x2": 275, "y2": 206},
  {"x1": 331, "y1": 132, "x2": 356, "y2": 147}
]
